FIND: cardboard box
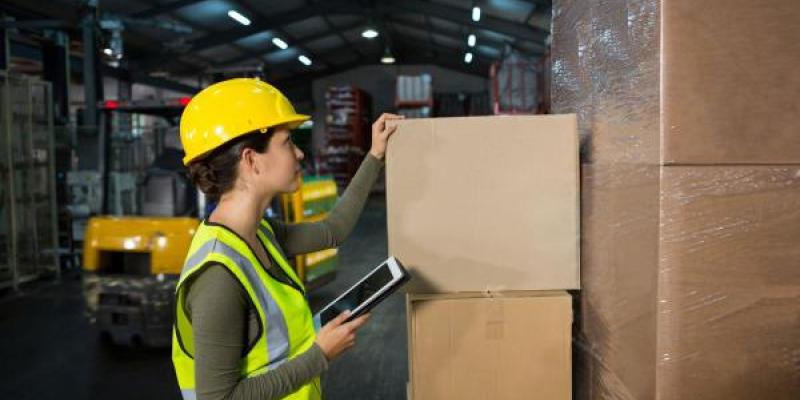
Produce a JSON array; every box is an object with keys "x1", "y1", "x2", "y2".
[
  {"x1": 577, "y1": 163, "x2": 661, "y2": 399},
  {"x1": 577, "y1": 164, "x2": 800, "y2": 399},
  {"x1": 662, "y1": 0, "x2": 800, "y2": 164},
  {"x1": 407, "y1": 291, "x2": 573, "y2": 400},
  {"x1": 387, "y1": 115, "x2": 580, "y2": 293},
  {"x1": 552, "y1": 0, "x2": 800, "y2": 165},
  {"x1": 657, "y1": 166, "x2": 800, "y2": 399}
]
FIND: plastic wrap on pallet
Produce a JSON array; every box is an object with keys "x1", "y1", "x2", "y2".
[
  {"x1": 581, "y1": 164, "x2": 800, "y2": 399},
  {"x1": 553, "y1": 0, "x2": 800, "y2": 398},
  {"x1": 396, "y1": 74, "x2": 432, "y2": 103},
  {"x1": 552, "y1": 0, "x2": 659, "y2": 162},
  {"x1": 492, "y1": 49, "x2": 539, "y2": 114},
  {"x1": 0, "y1": 72, "x2": 58, "y2": 288},
  {"x1": 553, "y1": 0, "x2": 800, "y2": 165}
]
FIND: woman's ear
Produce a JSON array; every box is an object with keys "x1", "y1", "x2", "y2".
[{"x1": 241, "y1": 148, "x2": 259, "y2": 175}]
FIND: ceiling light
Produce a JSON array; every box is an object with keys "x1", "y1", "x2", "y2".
[
  {"x1": 103, "y1": 48, "x2": 113, "y2": 56},
  {"x1": 227, "y1": 10, "x2": 251, "y2": 26},
  {"x1": 464, "y1": 52, "x2": 473, "y2": 64},
  {"x1": 298, "y1": 55, "x2": 312, "y2": 66},
  {"x1": 467, "y1": 34, "x2": 476, "y2": 47},
  {"x1": 381, "y1": 47, "x2": 395, "y2": 64},
  {"x1": 272, "y1": 37, "x2": 288, "y2": 49},
  {"x1": 362, "y1": 29, "x2": 379, "y2": 39},
  {"x1": 472, "y1": 7, "x2": 481, "y2": 22}
]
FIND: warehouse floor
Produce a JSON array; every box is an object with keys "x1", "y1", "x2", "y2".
[{"x1": 0, "y1": 196, "x2": 407, "y2": 400}]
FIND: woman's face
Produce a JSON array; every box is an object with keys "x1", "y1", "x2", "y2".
[{"x1": 257, "y1": 126, "x2": 304, "y2": 193}]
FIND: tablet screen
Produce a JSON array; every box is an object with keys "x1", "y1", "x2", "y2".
[{"x1": 319, "y1": 261, "x2": 394, "y2": 325}]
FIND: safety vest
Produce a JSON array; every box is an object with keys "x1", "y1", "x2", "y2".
[{"x1": 172, "y1": 219, "x2": 321, "y2": 400}]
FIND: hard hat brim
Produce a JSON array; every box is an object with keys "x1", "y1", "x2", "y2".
[{"x1": 282, "y1": 114, "x2": 311, "y2": 130}]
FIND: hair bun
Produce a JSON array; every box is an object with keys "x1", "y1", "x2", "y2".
[{"x1": 189, "y1": 161, "x2": 221, "y2": 198}]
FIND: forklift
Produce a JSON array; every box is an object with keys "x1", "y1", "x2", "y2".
[{"x1": 80, "y1": 98, "x2": 339, "y2": 346}]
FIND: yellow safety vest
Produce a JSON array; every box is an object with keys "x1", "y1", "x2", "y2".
[{"x1": 172, "y1": 219, "x2": 321, "y2": 400}]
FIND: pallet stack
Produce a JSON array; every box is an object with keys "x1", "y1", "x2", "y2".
[
  {"x1": 552, "y1": 0, "x2": 800, "y2": 398},
  {"x1": 395, "y1": 74, "x2": 433, "y2": 119}
]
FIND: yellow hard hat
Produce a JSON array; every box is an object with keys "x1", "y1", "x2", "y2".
[{"x1": 179, "y1": 78, "x2": 309, "y2": 165}]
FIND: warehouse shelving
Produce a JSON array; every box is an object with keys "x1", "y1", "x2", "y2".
[{"x1": 320, "y1": 86, "x2": 371, "y2": 189}]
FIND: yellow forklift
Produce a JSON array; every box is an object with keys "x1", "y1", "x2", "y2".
[{"x1": 80, "y1": 99, "x2": 338, "y2": 346}]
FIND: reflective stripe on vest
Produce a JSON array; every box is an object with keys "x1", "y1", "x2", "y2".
[
  {"x1": 180, "y1": 390, "x2": 196, "y2": 400},
  {"x1": 180, "y1": 237, "x2": 291, "y2": 368},
  {"x1": 172, "y1": 219, "x2": 320, "y2": 400}
]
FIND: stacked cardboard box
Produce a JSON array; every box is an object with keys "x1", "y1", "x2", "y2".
[
  {"x1": 387, "y1": 115, "x2": 580, "y2": 399},
  {"x1": 552, "y1": 0, "x2": 800, "y2": 398}
]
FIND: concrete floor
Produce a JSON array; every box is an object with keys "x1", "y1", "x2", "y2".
[{"x1": 0, "y1": 196, "x2": 408, "y2": 400}]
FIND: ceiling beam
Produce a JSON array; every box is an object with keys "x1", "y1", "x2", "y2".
[
  {"x1": 261, "y1": 25, "x2": 493, "y2": 85},
  {"x1": 238, "y1": 26, "x2": 491, "y2": 80},
  {"x1": 388, "y1": 30, "x2": 497, "y2": 64},
  {"x1": 133, "y1": 0, "x2": 548, "y2": 74},
  {"x1": 384, "y1": 21, "x2": 499, "y2": 59},
  {"x1": 226, "y1": 0, "x2": 330, "y2": 69},
  {"x1": 133, "y1": 0, "x2": 204, "y2": 19},
  {"x1": 378, "y1": 0, "x2": 548, "y2": 43},
  {"x1": 137, "y1": 0, "x2": 360, "y2": 69},
  {"x1": 388, "y1": 16, "x2": 544, "y2": 56},
  {"x1": 322, "y1": 14, "x2": 368, "y2": 61},
  {"x1": 385, "y1": 22, "x2": 492, "y2": 76},
  {"x1": 216, "y1": 19, "x2": 364, "y2": 67},
  {"x1": 132, "y1": 0, "x2": 224, "y2": 71}
]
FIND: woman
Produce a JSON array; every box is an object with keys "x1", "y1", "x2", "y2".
[{"x1": 172, "y1": 78, "x2": 403, "y2": 400}]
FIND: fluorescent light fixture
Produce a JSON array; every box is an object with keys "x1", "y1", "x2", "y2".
[
  {"x1": 361, "y1": 28, "x2": 379, "y2": 39},
  {"x1": 381, "y1": 46, "x2": 395, "y2": 64},
  {"x1": 464, "y1": 52, "x2": 473, "y2": 63},
  {"x1": 227, "y1": 10, "x2": 251, "y2": 26},
  {"x1": 472, "y1": 6, "x2": 481, "y2": 22},
  {"x1": 467, "y1": 34, "x2": 476, "y2": 47},
  {"x1": 298, "y1": 55, "x2": 312, "y2": 66},
  {"x1": 272, "y1": 37, "x2": 288, "y2": 49}
]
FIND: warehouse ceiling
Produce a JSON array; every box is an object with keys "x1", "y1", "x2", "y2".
[{"x1": 0, "y1": 0, "x2": 551, "y2": 93}]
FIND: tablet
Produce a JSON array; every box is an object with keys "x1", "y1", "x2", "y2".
[{"x1": 316, "y1": 256, "x2": 409, "y2": 326}]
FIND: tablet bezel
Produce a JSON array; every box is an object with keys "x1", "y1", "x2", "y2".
[{"x1": 317, "y1": 256, "x2": 406, "y2": 324}]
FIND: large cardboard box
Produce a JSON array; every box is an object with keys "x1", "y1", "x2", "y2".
[
  {"x1": 386, "y1": 115, "x2": 580, "y2": 293},
  {"x1": 407, "y1": 291, "x2": 573, "y2": 400},
  {"x1": 656, "y1": 166, "x2": 800, "y2": 399},
  {"x1": 578, "y1": 164, "x2": 800, "y2": 399},
  {"x1": 552, "y1": 0, "x2": 800, "y2": 165}
]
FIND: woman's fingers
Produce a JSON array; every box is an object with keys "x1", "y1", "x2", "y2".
[
  {"x1": 385, "y1": 123, "x2": 399, "y2": 138},
  {"x1": 344, "y1": 313, "x2": 371, "y2": 331},
  {"x1": 324, "y1": 310, "x2": 350, "y2": 329},
  {"x1": 374, "y1": 113, "x2": 405, "y2": 129}
]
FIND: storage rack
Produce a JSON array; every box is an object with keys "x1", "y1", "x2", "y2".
[{"x1": 320, "y1": 86, "x2": 371, "y2": 189}]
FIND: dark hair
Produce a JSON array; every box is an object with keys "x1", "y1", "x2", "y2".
[{"x1": 187, "y1": 129, "x2": 273, "y2": 201}]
